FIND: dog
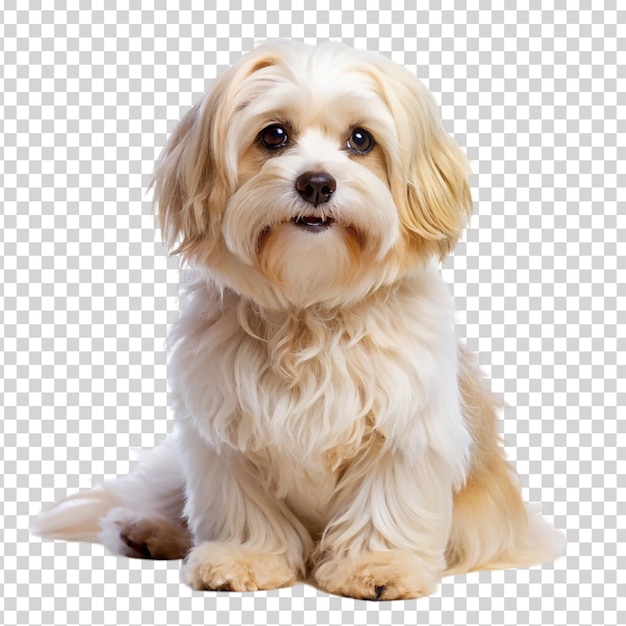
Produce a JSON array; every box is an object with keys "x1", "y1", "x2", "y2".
[{"x1": 33, "y1": 40, "x2": 564, "y2": 600}]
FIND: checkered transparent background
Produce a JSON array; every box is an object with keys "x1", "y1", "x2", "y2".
[{"x1": 1, "y1": 1, "x2": 623, "y2": 625}]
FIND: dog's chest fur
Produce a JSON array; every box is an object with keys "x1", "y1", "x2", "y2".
[{"x1": 169, "y1": 266, "x2": 467, "y2": 518}]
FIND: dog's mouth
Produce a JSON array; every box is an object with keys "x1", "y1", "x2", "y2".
[
  {"x1": 291, "y1": 214, "x2": 334, "y2": 232},
  {"x1": 257, "y1": 214, "x2": 336, "y2": 251}
]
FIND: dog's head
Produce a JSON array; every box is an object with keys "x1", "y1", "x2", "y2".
[{"x1": 153, "y1": 41, "x2": 472, "y2": 308}]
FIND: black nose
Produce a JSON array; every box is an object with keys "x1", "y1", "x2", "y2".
[{"x1": 295, "y1": 171, "x2": 336, "y2": 205}]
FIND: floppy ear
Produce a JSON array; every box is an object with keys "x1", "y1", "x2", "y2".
[
  {"x1": 151, "y1": 90, "x2": 227, "y2": 257},
  {"x1": 374, "y1": 60, "x2": 473, "y2": 260},
  {"x1": 151, "y1": 47, "x2": 283, "y2": 258}
]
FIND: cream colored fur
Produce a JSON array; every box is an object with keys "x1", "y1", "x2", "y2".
[{"x1": 33, "y1": 41, "x2": 564, "y2": 600}]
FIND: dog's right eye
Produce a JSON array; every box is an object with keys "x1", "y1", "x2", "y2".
[
  {"x1": 347, "y1": 128, "x2": 375, "y2": 154},
  {"x1": 259, "y1": 124, "x2": 288, "y2": 149}
]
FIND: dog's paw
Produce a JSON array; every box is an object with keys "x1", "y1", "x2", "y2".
[
  {"x1": 313, "y1": 550, "x2": 439, "y2": 600},
  {"x1": 99, "y1": 507, "x2": 192, "y2": 560},
  {"x1": 182, "y1": 542, "x2": 297, "y2": 592}
]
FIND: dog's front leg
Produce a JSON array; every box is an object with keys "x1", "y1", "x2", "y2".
[
  {"x1": 313, "y1": 441, "x2": 456, "y2": 600},
  {"x1": 178, "y1": 425, "x2": 312, "y2": 591}
]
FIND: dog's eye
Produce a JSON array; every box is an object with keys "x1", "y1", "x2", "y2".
[
  {"x1": 260, "y1": 124, "x2": 288, "y2": 149},
  {"x1": 347, "y1": 128, "x2": 375, "y2": 154}
]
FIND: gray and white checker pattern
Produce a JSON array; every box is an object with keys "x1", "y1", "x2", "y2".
[{"x1": 1, "y1": 1, "x2": 622, "y2": 625}]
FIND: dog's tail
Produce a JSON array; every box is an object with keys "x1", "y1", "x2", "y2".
[
  {"x1": 31, "y1": 486, "x2": 120, "y2": 543},
  {"x1": 31, "y1": 435, "x2": 191, "y2": 559}
]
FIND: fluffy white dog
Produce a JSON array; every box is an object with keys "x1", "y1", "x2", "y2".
[{"x1": 33, "y1": 40, "x2": 564, "y2": 600}]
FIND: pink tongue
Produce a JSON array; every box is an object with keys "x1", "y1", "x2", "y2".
[{"x1": 303, "y1": 216, "x2": 324, "y2": 225}]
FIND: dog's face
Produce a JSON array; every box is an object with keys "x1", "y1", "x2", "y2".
[{"x1": 154, "y1": 41, "x2": 472, "y2": 308}]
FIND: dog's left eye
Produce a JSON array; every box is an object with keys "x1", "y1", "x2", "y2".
[
  {"x1": 347, "y1": 128, "x2": 375, "y2": 154},
  {"x1": 259, "y1": 124, "x2": 288, "y2": 149}
]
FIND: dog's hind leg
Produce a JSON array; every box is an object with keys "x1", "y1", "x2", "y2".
[
  {"x1": 32, "y1": 433, "x2": 191, "y2": 560},
  {"x1": 445, "y1": 346, "x2": 565, "y2": 575}
]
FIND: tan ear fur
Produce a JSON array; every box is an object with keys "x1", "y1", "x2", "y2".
[
  {"x1": 151, "y1": 48, "x2": 283, "y2": 258},
  {"x1": 151, "y1": 99, "x2": 214, "y2": 256},
  {"x1": 369, "y1": 58, "x2": 473, "y2": 260},
  {"x1": 404, "y1": 128, "x2": 473, "y2": 259}
]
